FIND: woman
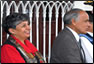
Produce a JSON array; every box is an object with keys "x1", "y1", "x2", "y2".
[{"x1": 1, "y1": 13, "x2": 45, "y2": 63}]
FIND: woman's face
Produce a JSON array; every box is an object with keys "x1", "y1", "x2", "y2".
[{"x1": 12, "y1": 21, "x2": 30, "y2": 40}]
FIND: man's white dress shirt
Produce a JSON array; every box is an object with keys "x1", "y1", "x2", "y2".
[{"x1": 80, "y1": 32, "x2": 93, "y2": 63}]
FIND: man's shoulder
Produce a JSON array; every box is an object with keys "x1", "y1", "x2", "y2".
[
  {"x1": 54, "y1": 28, "x2": 74, "y2": 43},
  {"x1": 58, "y1": 27, "x2": 73, "y2": 37}
]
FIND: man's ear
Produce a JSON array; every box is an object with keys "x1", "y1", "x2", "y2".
[
  {"x1": 71, "y1": 18, "x2": 76, "y2": 26},
  {"x1": 8, "y1": 28, "x2": 16, "y2": 35}
]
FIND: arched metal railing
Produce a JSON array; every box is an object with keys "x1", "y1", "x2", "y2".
[{"x1": 0, "y1": 1, "x2": 73, "y2": 63}]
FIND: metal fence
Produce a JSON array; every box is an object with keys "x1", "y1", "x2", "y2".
[{"x1": 0, "y1": 1, "x2": 73, "y2": 63}]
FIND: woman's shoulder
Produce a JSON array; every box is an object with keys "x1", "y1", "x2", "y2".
[
  {"x1": 1, "y1": 39, "x2": 18, "y2": 50},
  {"x1": 1, "y1": 42, "x2": 23, "y2": 58},
  {"x1": 1, "y1": 43, "x2": 25, "y2": 63},
  {"x1": 1, "y1": 43, "x2": 17, "y2": 52}
]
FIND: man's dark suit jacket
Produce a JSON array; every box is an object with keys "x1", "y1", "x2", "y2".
[{"x1": 50, "y1": 27, "x2": 83, "y2": 63}]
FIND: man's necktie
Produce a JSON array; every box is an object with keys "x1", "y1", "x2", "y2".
[{"x1": 79, "y1": 38, "x2": 86, "y2": 63}]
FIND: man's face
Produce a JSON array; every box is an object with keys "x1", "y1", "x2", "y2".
[
  {"x1": 73, "y1": 11, "x2": 90, "y2": 34},
  {"x1": 88, "y1": 22, "x2": 93, "y2": 33}
]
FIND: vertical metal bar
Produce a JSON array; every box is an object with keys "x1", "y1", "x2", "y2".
[
  {"x1": 42, "y1": 1, "x2": 49, "y2": 62},
  {"x1": 48, "y1": 2, "x2": 56, "y2": 63},
  {"x1": 48, "y1": 10, "x2": 52, "y2": 63},
  {"x1": 55, "y1": 2, "x2": 61, "y2": 37},
  {"x1": 36, "y1": 1, "x2": 43, "y2": 51},
  {"x1": 61, "y1": 3, "x2": 65, "y2": 30},
  {"x1": 55, "y1": 11, "x2": 58, "y2": 37},
  {"x1": 26, "y1": 1, "x2": 33, "y2": 43},
  {"x1": 43, "y1": 9, "x2": 46, "y2": 62},
  {"x1": 36, "y1": 11, "x2": 39, "y2": 50},
  {"x1": 29, "y1": 12, "x2": 33, "y2": 43},
  {"x1": 1, "y1": 1, "x2": 3, "y2": 46},
  {"x1": 62, "y1": 14, "x2": 64, "y2": 30},
  {"x1": 29, "y1": 1, "x2": 35, "y2": 43}
]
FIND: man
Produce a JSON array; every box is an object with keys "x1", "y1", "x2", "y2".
[
  {"x1": 50, "y1": 9, "x2": 90, "y2": 63},
  {"x1": 80, "y1": 11, "x2": 93, "y2": 63}
]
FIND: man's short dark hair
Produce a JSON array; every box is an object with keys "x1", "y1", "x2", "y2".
[{"x1": 2, "y1": 13, "x2": 30, "y2": 34}]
